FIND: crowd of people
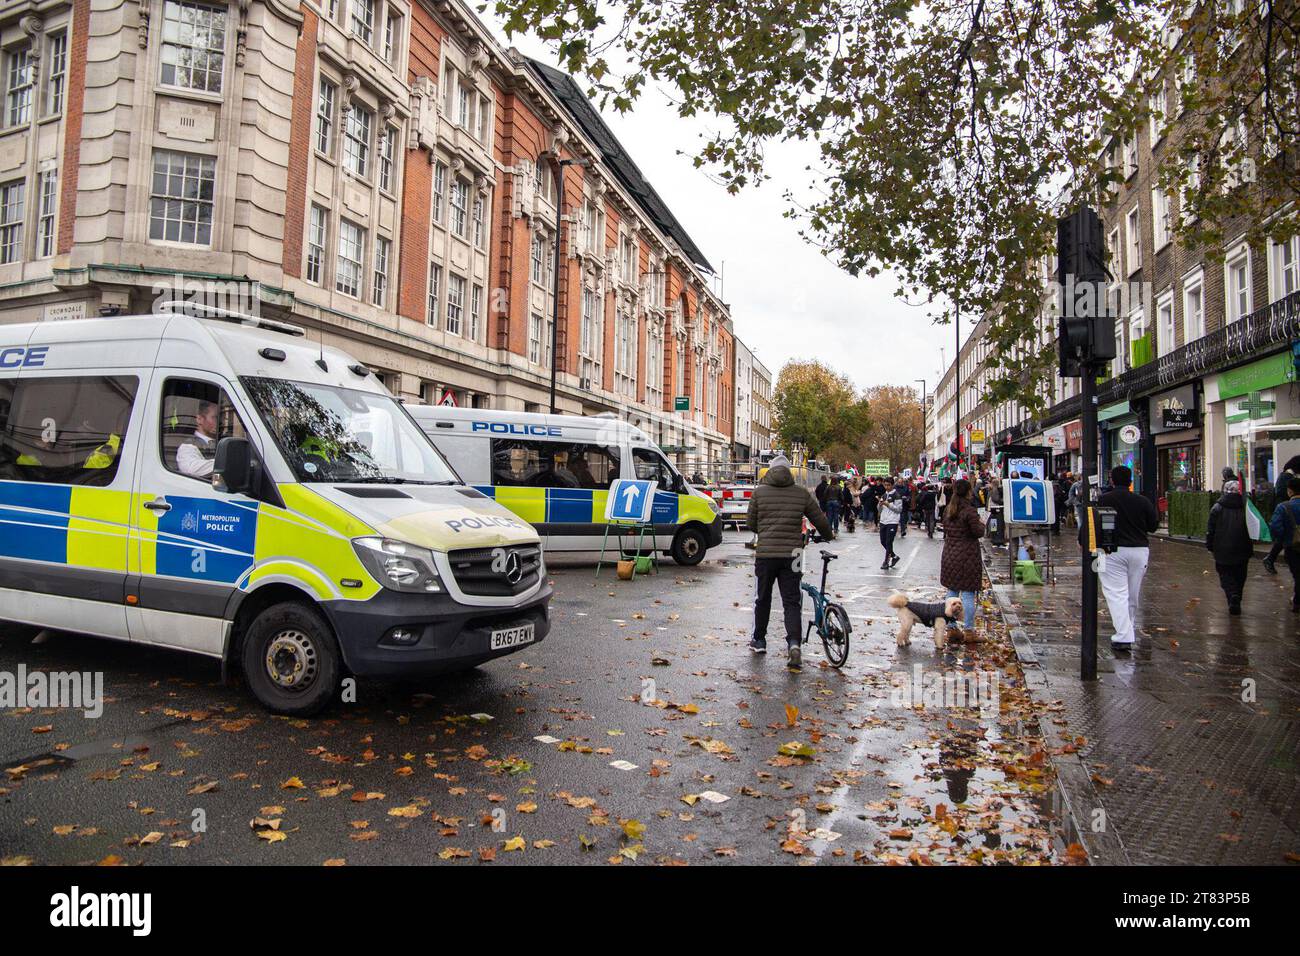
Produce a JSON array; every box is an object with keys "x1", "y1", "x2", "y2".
[
  {"x1": 745, "y1": 453, "x2": 1300, "y2": 670},
  {"x1": 747, "y1": 461, "x2": 1003, "y2": 667}
]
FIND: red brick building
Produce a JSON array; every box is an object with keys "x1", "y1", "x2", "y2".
[{"x1": 0, "y1": 0, "x2": 737, "y2": 464}]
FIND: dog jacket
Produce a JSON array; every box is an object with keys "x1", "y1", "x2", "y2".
[{"x1": 906, "y1": 600, "x2": 957, "y2": 628}]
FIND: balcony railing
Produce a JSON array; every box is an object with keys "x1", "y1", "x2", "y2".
[{"x1": 994, "y1": 290, "x2": 1300, "y2": 444}]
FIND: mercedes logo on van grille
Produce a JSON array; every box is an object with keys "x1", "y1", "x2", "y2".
[{"x1": 503, "y1": 551, "x2": 523, "y2": 584}]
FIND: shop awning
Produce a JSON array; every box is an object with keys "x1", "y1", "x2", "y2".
[{"x1": 1247, "y1": 419, "x2": 1300, "y2": 440}]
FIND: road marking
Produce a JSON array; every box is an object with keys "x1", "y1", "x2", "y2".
[{"x1": 849, "y1": 541, "x2": 924, "y2": 579}]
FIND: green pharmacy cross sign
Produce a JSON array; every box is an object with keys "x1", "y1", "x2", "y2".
[{"x1": 1240, "y1": 391, "x2": 1275, "y2": 420}]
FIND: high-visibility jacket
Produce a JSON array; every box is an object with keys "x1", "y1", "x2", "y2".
[{"x1": 83, "y1": 433, "x2": 121, "y2": 469}]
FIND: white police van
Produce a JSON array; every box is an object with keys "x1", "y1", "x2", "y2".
[
  {"x1": 407, "y1": 407, "x2": 724, "y2": 565},
  {"x1": 0, "y1": 305, "x2": 550, "y2": 714}
]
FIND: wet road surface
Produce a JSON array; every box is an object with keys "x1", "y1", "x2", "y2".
[{"x1": 1, "y1": 527, "x2": 1062, "y2": 865}]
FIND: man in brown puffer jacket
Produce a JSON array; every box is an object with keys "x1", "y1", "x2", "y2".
[{"x1": 745, "y1": 456, "x2": 834, "y2": 668}]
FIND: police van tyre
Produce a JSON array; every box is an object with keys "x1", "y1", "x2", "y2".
[
  {"x1": 670, "y1": 525, "x2": 707, "y2": 566},
  {"x1": 241, "y1": 602, "x2": 341, "y2": 716}
]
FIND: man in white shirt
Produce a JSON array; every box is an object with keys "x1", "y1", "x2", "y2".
[{"x1": 177, "y1": 400, "x2": 219, "y2": 478}]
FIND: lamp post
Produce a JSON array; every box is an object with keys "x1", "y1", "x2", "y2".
[
  {"x1": 915, "y1": 378, "x2": 927, "y2": 473},
  {"x1": 548, "y1": 155, "x2": 589, "y2": 414},
  {"x1": 953, "y1": 301, "x2": 962, "y2": 473}
]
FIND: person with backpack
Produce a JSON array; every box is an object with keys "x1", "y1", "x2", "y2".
[
  {"x1": 825, "y1": 475, "x2": 843, "y2": 534},
  {"x1": 904, "y1": 476, "x2": 915, "y2": 535},
  {"x1": 917, "y1": 482, "x2": 938, "y2": 537},
  {"x1": 862, "y1": 479, "x2": 881, "y2": 528},
  {"x1": 815, "y1": 474, "x2": 830, "y2": 512},
  {"x1": 1268, "y1": 476, "x2": 1300, "y2": 612},
  {"x1": 1066, "y1": 475, "x2": 1083, "y2": 529},
  {"x1": 1262, "y1": 466, "x2": 1300, "y2": 574},
  {"x1": 1206, "y1": 480, "x2": 1253, "y2": 615}
]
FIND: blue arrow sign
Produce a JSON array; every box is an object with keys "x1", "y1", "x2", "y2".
[
  {"x1": 1007, "y1": 478, "x2": 1053, "y2": 525},
  {"x1": 605, "y1": 479, "x2": 658, "y2": 523}
]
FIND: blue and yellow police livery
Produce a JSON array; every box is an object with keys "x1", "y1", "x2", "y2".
[
  {"x1": 0, "y1": 306, "x2": 551, "y2": 715},
  {"x1": 406, "y1": 407, "x2": 724, "y2": 566}
]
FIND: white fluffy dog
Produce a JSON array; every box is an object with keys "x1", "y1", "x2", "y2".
[{"x1": 887, "y1": 593, "x2": 964, "y2": 650}]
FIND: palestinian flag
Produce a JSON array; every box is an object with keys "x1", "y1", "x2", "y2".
[{"x1": 1245, "y1": 498, "x2": 1271, "y2": 542}]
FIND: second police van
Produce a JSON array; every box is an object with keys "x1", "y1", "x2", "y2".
[
  {"x1": 0, "y1": 306, "x2": 551, "y2": 715},
  {"x1": 407, "y1": 407, "x2": 724, "y2": 565}
]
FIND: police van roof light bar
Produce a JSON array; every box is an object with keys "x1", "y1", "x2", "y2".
[{"x1": 156, "y1": 300, "x2": 306, "y2": 338}]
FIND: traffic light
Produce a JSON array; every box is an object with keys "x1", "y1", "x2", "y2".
[{"x1": 1056, "y1": 207, "x2": 1116, "y2": 377}]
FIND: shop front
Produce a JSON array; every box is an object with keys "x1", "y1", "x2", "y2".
[
  {"x1": 1110, "y1": 421, "x2": 1143, "y2": 491},
  {"x1": 1064, "y1": 419, "x2": 1083, "y2": 475},
  {"x1": 1099, "y1": 401, "x2": 1144, "y2": 492},
  {"x1": 1150, "y1": 383, "x2": 1202, "y2": 497},
  {"x1": 1213, "y1": 351, "x2": 1300, "y2": 495},
  {"x1": 1043, "y1": 425, "x2": 1069, "y2": 475}
]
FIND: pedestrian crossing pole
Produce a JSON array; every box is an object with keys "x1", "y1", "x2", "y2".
[
  {"x1": 1080, "y1": 364, "x2": 1100, "y2": 681},
  {"x1": 1057, "y1": 206, "x2": 1116, "y2": 682}
]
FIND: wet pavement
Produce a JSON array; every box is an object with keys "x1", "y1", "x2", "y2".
[
  {"x1": 1, "y1": 527, "x2": 1064, "y2": 866},
  {"x1": 984, "y1": 532, "x2": 1300, "y2": 865}
]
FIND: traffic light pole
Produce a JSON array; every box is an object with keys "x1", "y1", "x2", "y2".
[
  {"x1": 1080, "y1": 361, "x2": 1099, "y2": 681},
  {"x1": 1058, "y1": 205, "x2": 1112, "y2": 683}
]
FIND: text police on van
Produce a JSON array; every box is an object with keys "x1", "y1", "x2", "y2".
[
  {"x1": 0, "y1": 345, "x2": 50, "y2": 368},
  {"x1": 471, "y1": 421, "x2": 562, "y2": 436}
]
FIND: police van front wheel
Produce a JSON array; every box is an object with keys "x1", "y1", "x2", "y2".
[
  {"x1": 671, "y1": 526, "x2": 707, "y2": 566},
  {"x1": 242, "y1": 602, "x2": 341, "y2": 716}
]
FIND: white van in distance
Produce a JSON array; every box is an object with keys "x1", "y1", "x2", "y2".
[
  {"x1": 407, "y1": 406, "x2": 724, "y2": 565},
  {"x1": 0, "y1": 306, "x2": 551, "y2": 714}
]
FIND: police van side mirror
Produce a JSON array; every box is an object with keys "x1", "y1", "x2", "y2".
[{"x1": 214, "y1": 436, "x2": 252, "y2": 494}]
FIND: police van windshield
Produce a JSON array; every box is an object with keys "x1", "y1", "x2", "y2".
[{"x1": 241, "y1": 377, "x2": 458, "y2": 485}]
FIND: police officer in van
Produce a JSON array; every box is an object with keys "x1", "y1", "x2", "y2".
[{"x1": 178, "y1": 400, "x2": 219, "y2": 478}]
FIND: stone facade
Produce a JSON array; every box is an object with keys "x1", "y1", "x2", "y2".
[{"x1": 0, "y1": 0, "x2": 741, "y2": 465}]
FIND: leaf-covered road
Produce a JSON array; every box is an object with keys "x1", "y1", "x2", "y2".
[{"x1": 1, "y1": 528, "x2": 1068, "y2": 865}]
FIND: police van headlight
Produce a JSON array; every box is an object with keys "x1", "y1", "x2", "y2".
[
  {"x1": 705, "y1": 494, "x2": 721, "y2": 515},
  {"x1": 353, "y1": 537, "x2": 443, "y2": 593}
]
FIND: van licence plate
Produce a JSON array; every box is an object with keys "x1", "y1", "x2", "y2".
[{"x1": 490, "y1": 623, "x2": 535, "y2": 650}]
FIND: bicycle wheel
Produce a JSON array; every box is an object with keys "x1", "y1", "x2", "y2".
[{"x1": 821, "y1": 603, "x2": 851, "y2": 667}]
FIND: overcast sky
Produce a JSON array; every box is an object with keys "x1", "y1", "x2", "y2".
[{"x1": 488, "y1": 22, "x2": 963, "y2": 400}]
